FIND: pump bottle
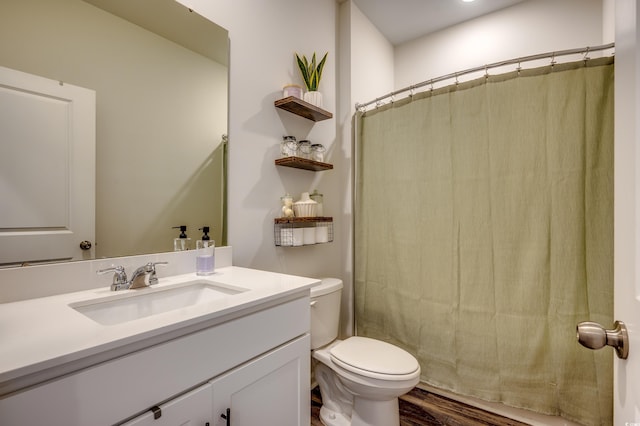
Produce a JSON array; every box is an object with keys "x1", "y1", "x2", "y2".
[
  {"x1": 172, "y1": 225, "x2": 191, "y2": 251},
  {"x1": 196, "y1": 226, "x2": 215, "y2": 275}
]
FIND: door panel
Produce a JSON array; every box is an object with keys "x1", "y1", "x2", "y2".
[
  {"x1": 210, "y1": 335, "x2": 310, "y2": 426},
  {"x1": 0, "y1": 66, "x2": 95, "y2": 265}
]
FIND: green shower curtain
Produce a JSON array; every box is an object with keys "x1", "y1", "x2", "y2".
[{"x1": 355, "y1": 57, "x2": 614, "y2": 426}]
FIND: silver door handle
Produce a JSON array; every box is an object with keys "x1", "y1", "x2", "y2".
[{"x1": 576, "y1": 320, "x2": 628, "y2": 359}]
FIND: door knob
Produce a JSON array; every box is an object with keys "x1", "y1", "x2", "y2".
[{"x1": 576, "y1": 320, "x2": 628, "y2": 359}]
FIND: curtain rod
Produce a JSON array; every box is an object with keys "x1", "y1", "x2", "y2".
[{"x1": 355, "y1": 42, "x2": 615, "y2": 111}]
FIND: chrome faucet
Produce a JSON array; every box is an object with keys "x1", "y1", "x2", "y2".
[
  {"x1": 128, "y1": 262, "x2": 168, "y2": 289},
  {"x1": 97, "y1": 262, "x2": 168, "y2": 291},
  {"x1": 97, "y1": 265, "x2": 129, "y2": 291}
]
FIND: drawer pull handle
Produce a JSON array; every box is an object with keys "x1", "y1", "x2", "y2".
[
  {"x1": 220, "y1": 408, "x2": 231, "y2": 425},
  {"x1": 151, "y1": 405, "x2": 161, "y2": 419}
]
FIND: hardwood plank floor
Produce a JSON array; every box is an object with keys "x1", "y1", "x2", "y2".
[{"x1": 311, "y1": 386, "x2": 530, "y2": 426}]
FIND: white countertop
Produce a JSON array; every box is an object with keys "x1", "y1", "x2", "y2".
[{"x1": 0, "y1": 266, "x2": 319, "y2": 396}]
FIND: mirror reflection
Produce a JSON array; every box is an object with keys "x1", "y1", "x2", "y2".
[{"x1": 0, "y1": 0, "x2": 228, "y2": 265}]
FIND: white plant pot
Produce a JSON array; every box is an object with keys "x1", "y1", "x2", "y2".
[{"x1": 304, "y1": 91, "x2": 323, "y2": 108}]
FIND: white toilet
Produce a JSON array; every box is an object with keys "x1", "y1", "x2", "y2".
[{"x1": 310, "y1": 278, "x2": 421, "y2": 426}]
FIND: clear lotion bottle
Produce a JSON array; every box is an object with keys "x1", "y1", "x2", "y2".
[
  {"x1": 173, "y1": 225, "x2": 191, "y2": 251},
  {"x1": 196, "y1": 226, "x2": 215, "y2": 276}
]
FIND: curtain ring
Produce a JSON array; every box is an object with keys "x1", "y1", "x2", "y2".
[{"x1": 583, "y1": 47, "x2": 591, "y2": 64}]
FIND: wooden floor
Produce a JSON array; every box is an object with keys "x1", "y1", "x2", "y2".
[{"x1": 311, "y1": 386, "x2": 530, "y2": 426}]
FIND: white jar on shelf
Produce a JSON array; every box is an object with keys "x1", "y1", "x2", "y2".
[
  {"x1": 311, "y1": 144, "x2": 325, "y2": 162},
  {"x1": 281, "y1": 136, "x2": 297, "y2": 157},
  {"x1": 293, "y1": 192, "x2": 317, "y2": 217},
  {"x1": 297, "y1": 140, "x2": 312, "y2": 159},
  {"x1": 310, "y1": 190, "x2": 323, "y2": 217},
  {"x1": 283, "y1": 84, "x2": 303, "y2": 99}
]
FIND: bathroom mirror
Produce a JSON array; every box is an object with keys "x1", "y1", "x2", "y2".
[{"x1": 0, "y1": 0, "x2": 228, "y2": 265}]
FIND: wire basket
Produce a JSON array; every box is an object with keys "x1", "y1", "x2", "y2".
[{"x1": 274, "y1": 218, "x2": 334, "y2": 246}]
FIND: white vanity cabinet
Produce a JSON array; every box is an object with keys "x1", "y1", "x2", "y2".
[{"x1": 0, "y1": 294, "x2": 311, "y2": 426}]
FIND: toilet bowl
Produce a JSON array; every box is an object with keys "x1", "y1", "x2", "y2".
[{"x1": 310, "y1": 278, "x2": 420, "y2": 426}]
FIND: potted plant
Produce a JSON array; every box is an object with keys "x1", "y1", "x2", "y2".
[{"x1": 295, "y1": 52, "x2": 328, "y2": 108}]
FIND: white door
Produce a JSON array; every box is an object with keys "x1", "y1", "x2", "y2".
[
  {"x1": 614, "y1": 0, "x2": 640, "y2": 423},
  {"x1": 0, "y1": 66, "x2": 95, "y2": 265}
]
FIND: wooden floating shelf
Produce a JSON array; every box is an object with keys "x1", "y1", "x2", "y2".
[
  {"x1": 274, "y1": 217, "x2": 333, "y2": 224},
  {"x1": 275, "y1": 157, "x2": 333, "y2": 171},
  {"x1": 274, "y1": 96, "x2": 333, "y2": 122}
]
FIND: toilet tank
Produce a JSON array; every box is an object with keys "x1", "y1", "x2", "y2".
[{"x1": 310, "y1": 278, "x2": 343, "y2": 350}]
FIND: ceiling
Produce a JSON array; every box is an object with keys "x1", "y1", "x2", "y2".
[
  {"x1": 85, "y1": 0, "x2": 229, "y2": 65},
  {"x1": 353, "y1": 0, "x2": 527, "y2": 45}
]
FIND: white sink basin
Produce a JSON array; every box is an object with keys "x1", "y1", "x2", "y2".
[{"x1": 70, "y1": 281, "x2": 248, "y2": 325}]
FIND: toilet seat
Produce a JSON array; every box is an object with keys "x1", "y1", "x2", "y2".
[{"x1": 329, "y1": 336, "x2": 420, "y2": 381}]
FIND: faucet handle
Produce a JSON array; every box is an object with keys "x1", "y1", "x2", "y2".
[
  {"x1": 148, "y1": 261, "x2": 168, "y2": 285},
  {"x1": 97, "y1": 265, "x2": 128, "y2": 291}
]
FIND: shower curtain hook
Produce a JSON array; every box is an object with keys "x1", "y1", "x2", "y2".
[
  {"x1": 376, "y1": 100, "x2": 382, "y2": 109},
  {"x1": 550, "y1": 52, "x2": 556, "y2": 68},
  {"x1": 583, "y1": 47, "x2": 591, "y2": 64},
  {"x1": 516, "y1": 60, "x2": 522, "y2": 75},
  {"x1": 430, "y1": 80, "x2": 434, "y2": 92},
  {"x1": 484, "y1": 65, "x2": 489, "y2": 80},
  {"x1": 409, "y1": 85, "x2": 415, "y2": 97},
  {"x1": 454, "y1": 73, "x2": 459, "y2": 85}
]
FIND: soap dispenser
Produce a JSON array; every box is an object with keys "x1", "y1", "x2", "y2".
[
  {"x1": 172, "y1": 225, "x2": 191, "y2": 251},
  {"x1": 196, "y1": 226, "x2": 215, "y2": 276}
]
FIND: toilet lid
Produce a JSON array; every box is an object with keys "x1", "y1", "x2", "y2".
[{"x1": 330, "y1": 336, "x2": 419, "y2": 377}]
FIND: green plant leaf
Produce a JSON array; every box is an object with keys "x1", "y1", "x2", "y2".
[
  {"x1": 315, "y1": 53, "x2": 328, "y2": 91},
  {"x1": 295, "y1": 51, "x2": 328, "y2": 92},
  {"x1": 296, "y1": 53, "x2": 311, "y2": 91}
]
